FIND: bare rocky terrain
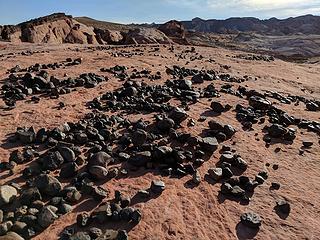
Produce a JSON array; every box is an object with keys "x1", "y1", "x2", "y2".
[{"x1": 0, "y1": 40, "x2": 319, "y2": 240}]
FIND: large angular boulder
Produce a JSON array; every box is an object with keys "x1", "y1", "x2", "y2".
[
  {"x1": 37, "y1": 206, "x2": 58, "y2": 228},
  {"x1": 267, "y1": 124, "x2": 287, "y2": 138},
  {"x1": 249, "y1": 96, "x2": 271, "y2": 110},
  {"x1": 34, "y1": 174, "x2": 62, "y2": 197},
  {"x1": 168, "y1": 107, "x2": 188, "y2": 125},
  {"x1": 40, "y1": 151, "x2": 64, "y2": 170}
]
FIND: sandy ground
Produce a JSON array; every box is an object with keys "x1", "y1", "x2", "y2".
[{"x1": 0, "y1": 42, "x2": 319, "y2": 240}]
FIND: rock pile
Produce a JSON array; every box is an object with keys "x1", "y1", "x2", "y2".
[
  {"x1": 1, "y1": 72, "x2": 107, "y2": 108},
  {"x1": 165, "y1": 65, "x2": 248, "y2": 83},
  {"x1": 232, "y1": 54, "x2": 274, "y2": 62},
  {"x1": 7, "y1": 58, "x2": 82, "y2": 74}
]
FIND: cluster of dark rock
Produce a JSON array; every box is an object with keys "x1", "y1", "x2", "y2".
[
  {"x1": 0, "y1": 84, "x2": 237, "y2": 238},
  {"x1": 0, "y1": 113, "x2": 145, "y2": 239},
  {"x1": 231, "y1": 88, "x2": 320, "y2": 139},
  {"x1": 232, "y1": 54, "x2": 275, "y2": 62},
  {"x1": 305, "y1": 100, "x2": 320, "y2": 112},
  {"x1": 0, "y1": 50, "x2": 48, "y2": 60},
  {"x1": 90, "y1": 45, "x2": 164, "y2": 59},
  {"x1": 165, "y1": 65, "x2": 249, "y2": 83},
  {"x1": 175, "y1": 51, "x2": 204, "y2": 62},
  {"x1": 100, "y1": 66, "x2": 161, "y2": 81},
  {"x1": 7, "y1": 58, "x2": 82, "y2": 74},
  {"x1": 90, "y1": 79, "x2": 226, "y2": 114},
  {"x1": 1, "y1": 71, "x2": 107, "y2": 108},
  {"x1": 0, "y1": 174, "x2": 79, "y2": 239},
  {"x1": 264, "y1": 90, "x2": 320, "y2": 112},
  {"x1": 205, "y1": 138, "x2": 271, "y2": 206},
  {"x1": 1, "y1": 51, "x2": 317, "y2": 239},
  {"x1": 88, "y1": 64, "x2": 241, "y2": 114},
  {"x1": 0, "y1": 102, "x2": 222, "y2": 239},
  {"x1": 82, "y1": 65, "x2": 318, "y2": 234},
  {"x1": 62, "y1": 181, "x2": 165, "y2": 240}
]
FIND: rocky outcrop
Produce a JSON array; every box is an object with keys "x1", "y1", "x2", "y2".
[
  {"x1": 124, "y1": 28, "x2": 173, "y2": 45},
  {"x1": 94, "y1": 29, "x2": 124, "y2": 44},
  {"x1": 0, "y1": 13, "x2": 100, "y2": 44},
  {"x1": 158, "y1": 20, "x2": 188, "y2": 44},
  {"x1": 64, "y1": 23, "x2": 99, "y2": 44},
  {"x1": 0, "y1": 13, "x2": 177, "y2": 46},
  {"x1": 159, "y1": 20, "x2": 186, "y2": 38},
  {"x1": 0, "y1": 25, "x2": 21, "y2": 42}
]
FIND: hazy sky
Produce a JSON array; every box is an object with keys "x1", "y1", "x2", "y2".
[{"x1": 0, "y1": 0, "x2": 319, "y2": 25}]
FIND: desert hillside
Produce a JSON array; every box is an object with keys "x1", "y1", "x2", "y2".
[
  {"x1": 0, "y1": 42, "x2": 319, "y2": 240},
  {"x1": 0, "y1": 13, "x2": 178, "y2": 46}
]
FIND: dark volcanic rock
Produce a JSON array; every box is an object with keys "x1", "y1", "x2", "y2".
[
  {"x1": 60, "y1": 162, "x2": 79, "y2": 178},
  {"x1": 240, "y1": 212, "x2": 262, "y2": 228},
  {"x1": 191, "y1": 74, "x2": 204, "y2": 84},
  {"x1": 208, "y1": 120, "x2": 224, "y2": 132},
  {"x1": 117, "y1": 230, "x2": 129, "y2": 240},
  {"x1": 128, "y1": 151, "x2": 151, "y2": 167},
  {"x1": 302, "y1": 140, "x2": 313, "y2": 148},
  {"x1": 16, "y1": 127, "x2": 36, "y2": 144},
  {"x1": 249, "y1": 96, "x2": 271, "y2": 110},
  {"x1": 306, "y1": 102, "x2": 320, "y2": 111},
  {"x1": 70, "y1": 231, "x2": 91, "y2": 240},
  {"x1": 58, "y1": 146, "x2": 76, "y2": 162},
  {"x1": 40, "y1": 151, "x2": 64, "y2": 171},
  {"x1": 20, "y1": 187, "x2": 42, "y2": 206},
  {"x1": 132, "y1": 129, "x2": 148, "y2": 147},
  {"x1": 199, "y1": 137, "x2": 219, "y2": 152},
  {"x1": 267, "y1": 124, "x2": 288, "y2": 138},
  {"x1": 34, "y1": 174, "x2": 62, "y2": 197},
  {"x1": 208, "y1": 167, "x2": 223, "y2": 181},
  {"x1": 37, "y1": 206, "x2": 58, "y2": 228},
  {"x1": 150, "y1": 180, "x2": 165, "y2": 194},
  {"x1": 157, "y1": 118, "x2": 175, "y2": 132},
  {"x1": 210, "y1": 101, "x2": 225, "y2": 113},
  {"x1": 275, "y1": 199, "x2": 291, "y2": 216},
  {"x1": 168, "y1": 107, "x2": 188, "y2": 125},
  {"x1": 77, "y1": 212, "x2": 91, "y2": 227}
]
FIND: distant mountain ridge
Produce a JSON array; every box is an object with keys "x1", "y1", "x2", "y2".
[{"x1": 181, "y1": 15, "x2": 320, "y2": 35}]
